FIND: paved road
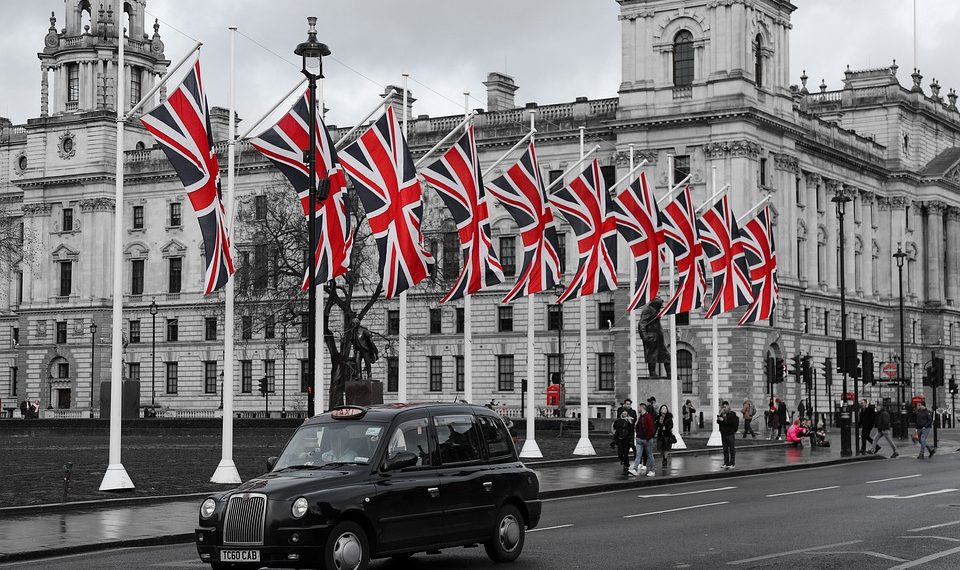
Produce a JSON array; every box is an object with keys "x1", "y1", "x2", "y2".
[{"x1": 4, "y1": 453, "x2": 960, "y2": 569}]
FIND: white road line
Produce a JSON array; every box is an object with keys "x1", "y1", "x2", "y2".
[
  {"x1": 808, "y1": 550, "x2": 907, "y2": 562},
  {"x1": 725, "y1": 540, "x2": 863, "y2": 565},
  {"x1": 886, "y1": 545, "x2": 960, "y2": 569},
  {"x1": 909, "y1": 520, "x2": 960, "y2": 532},
  {"x1": 868, "y1": 488, "x2": 958, "y2": 500},
  {"x1": 528, "y1": 524, "x2": 574, "y2": 533},
  {"x1": 624, "y1": 501, "x2": 728, "y2": 518},
  {"x1": 899, "y1": 535, "x2": 960, "y2": 543},
  {"x1": 866, "y1": 474, "x2": 922, "y2": 484},
  {"x1": 638, "y1": 486, "x2": 737, "y2": 498},
  {"x1": 766, "y1": 485, "x2": 839, "y2": 498}
]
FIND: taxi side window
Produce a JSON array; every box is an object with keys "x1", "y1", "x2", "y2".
[
  {"x1": 434, "y1": 414, "x2": 483, "y2": 464},
  {"x1": 477, "y1": 415, "x2": 512, "y2": 459},
  {"x1": 386, "y1": 418, "x2": 432, "y2": 467}
]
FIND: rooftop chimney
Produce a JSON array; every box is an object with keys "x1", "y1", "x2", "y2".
[
  {"x1": 382, "y1": 85, "x2": 415, "y2": 121},
  {"x1": 483, "y1": 72, "x2": 518, "y2": 112}
]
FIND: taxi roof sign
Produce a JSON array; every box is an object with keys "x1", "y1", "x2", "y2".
[{"x1": 329, "y1": 406, "x2": 367, "y2": 419}]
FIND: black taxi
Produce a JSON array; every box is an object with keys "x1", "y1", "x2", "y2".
[{"x1": 195, "y1": 403, "x2": 541, "y2": 569}]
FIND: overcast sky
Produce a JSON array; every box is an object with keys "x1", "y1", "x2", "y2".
[{"x1": 2, "y1": 1, "x2": 959, "y2": 130}]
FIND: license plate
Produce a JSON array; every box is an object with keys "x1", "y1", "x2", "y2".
[{"x1": 221, "y1": 549, "x2": 260, "y2": 562}]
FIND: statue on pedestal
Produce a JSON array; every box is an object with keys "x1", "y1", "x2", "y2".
[{"x1": 638, "y1": 297, "x2": 670, "y2": 378}]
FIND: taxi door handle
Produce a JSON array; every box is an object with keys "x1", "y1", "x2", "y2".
[
  {"x1": 427, "y1": 487, "x2": 440, "y2": 498},
  {"x1": 483, "y1": 481, "x2": 493, "y2": 491}
]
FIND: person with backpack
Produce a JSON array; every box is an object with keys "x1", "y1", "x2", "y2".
[
  {"x1": 915, "y1": 402, "x2": 936, "y2": 459},
  {"x1": 741, "y1": 399, "x2": 757, "y2": 438},
  {"x1": 718, "y1": 401, "x2": 739, "y2": 470},
  {"x1": 613, "y1": 411, "x2": 635, "y2": 472},
  {"x1": 681, "y1": 400, "x2": 695, "y2": 435},
  {"x1": 629, "y1": 404, "x2": 657, "y2": 477},
  {"x1": 868, "y1": 405, "x2": 898, "y2": 458}
]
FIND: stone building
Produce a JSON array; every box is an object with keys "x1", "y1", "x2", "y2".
[{"x1": 0, "y1": 0, "x2": 957, "y2": 419}]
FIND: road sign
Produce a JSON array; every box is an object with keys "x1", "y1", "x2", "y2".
[{"x1": 881, "y1": 362, "x2": 898, "y2": 379}]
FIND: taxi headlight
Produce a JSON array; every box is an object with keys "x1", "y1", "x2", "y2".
[
  {"x1": 291, "y1": 497, "x2": 309, "y2": 519},
  {"x1": 200, "y1": 498, "x2": 217, "y2": 519}
]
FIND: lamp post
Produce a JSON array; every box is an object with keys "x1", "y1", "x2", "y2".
[
  {"x1": 149, "y1": 299, "x2": 158, "y2": 408},
  {"x1": 554, "y1": 282, "x2": 565, "y2": 418},
  {"x1": 90, "y1": 322, "x2": 98, "y2": 410},
  {"x1": 280, "y1": 324, "x2": 287, "y2": 418},
  {"x1": 832, "y1": 189, "x2": 853, "y2": 457},
  {"x1": 893, "y1": 243, "x2": 908, "y2": 438},
  {"x1": 295, "y1": 17, "x2": 330, "y2": 419}
]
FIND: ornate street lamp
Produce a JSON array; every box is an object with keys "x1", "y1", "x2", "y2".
[
  {"x1": 149, "y1": 299, "x2": 158, "y2": 408},
  {"x1": 90, "y1": 322, "x2": 98, "y2": 410},
  {"x1": 554, "y1": 282, "x2": 565, "y2": 418},
  {"x1": 832, "y1": 189, "x2": 853, "y2": 456},
  {"x1": 893, "y1": 243, "x2": 908, "y2": 437}
]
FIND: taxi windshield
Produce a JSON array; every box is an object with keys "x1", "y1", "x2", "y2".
[{"x1": 274, "y1": 421, "x2": 385, "y2": 471}]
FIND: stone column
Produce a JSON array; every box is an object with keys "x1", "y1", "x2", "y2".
[
  {"x1": 947, "y1": 207, "x2": 960, "y2": 305},
  {"x1": 861, "y1": 191, "x2": 875, "y2": 297},
  {"x1": 841, "y1": 185, "x2": 857, "y2": 294},
  {"x1": 925, "y1": 201, "x2": 946, "y2": 304},
  {"x1": 824, "y1": 180, "x2": 841, "y2": 290},
  {"x1": 40, "y1": 63, "x2": 49, "y2": 117},
  {"x1": 805, "y1": 173, "x2": 820, "y2": 287}
]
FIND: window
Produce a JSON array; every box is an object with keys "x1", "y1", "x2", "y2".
[
  {"x1": 823, "y1": 310, "x2": 830, "y2": 337},
  {"x1": 62, "y1": 208, "x2": 74, "y2": 231},
  {"x1": 754, "y1": 34, "x2": 763, "y2": 88},
  {"x1": 673, "y1": 155, "x2": 690, "y2": 184},
  {"x1": 168, "y1": 257, "x2": 182, "y2": 293},
  {"x1": 300, "y1": 359, "x2": 310, "y2": 392},
  {"x1": 387, "y1": 310, "x2": 400, "y2": 335},
  {"x1": 253, "y1": 244, "x2": 268, "y2": 291},
  {"x1": 131, "y1": 259, "x2": 144, "y2": 295},
  {"x1": 912, "y1": 319, "x2": 917, "y2": 344},
  {"x1": 456, "y1": 308, "x2": 464, "y2": 334},
  {"x1": 204, "y1": 361, "x2": 217, "y2": 394},
  {"x1": 130, "y1": 320, "x2": 140, "y2": 343},
  {"x1": 386, "y1": 356, "x2": 399, "y2": 392},
  {"x1": 679, "y1": 349, "x2": 693, "y2": 393},
  {"x1": 241, "y1": 316, "x2": 252, "y2": 340},
  {"x1": 434, "y1": 414, "x2": 483, "y2": 464},
  {"x1": 59, "y1": 261, "x2": 72, "y2": 296},
  {"x1": 166, "y1": 362, "x2": 178, "y2": 394},
  {"x1": 877, "y1": 318, "x2": 883, "y2": 343},
  {"x1": 557, "y1": 232, "x2": 567, "y2": 273},
  {"x1": 442, "y1": 231, "x2": 460, "y2": 280},
  {"x1": 429, "y1": 356, "x2": 443, "y2": 392},
  {"x1": 760, "y1": 158, "x2": 767, "y2": 187},
  {"x1": 455, "y1": 356, "x2": 464, "y2": 392},
  {"x1": 130, "y1": 66, "x2": 142, "y2": 107},
  {"x1": 600, "y1": 165, "x2": 616, "y2": 190},
  {"x1": 166, "y1": 318, "x2": 178, "y2": 342},
  {"x1": 205, "y1": 317, "x2": 217, "y2": 341},
  {"x1": 598, "y1": 353, "x2": 615, "y2": 391},
  {"x1": 673, "y1": 30, "x2": 694, "y2": 87},
  {"x1": 548, "y1": 169, "x2": 563, "y2": 187},
  {"x1": 58, "y1": 362, "x2": 70, "y2": 379},
  {"x1": 132, "y1": 205, "x2": 143, "y2": 229},
  {"x1": 264, "y1": 359, "x2": 275, "y2": 393},
  {"x1": 169, "y1": 202, "x2": 182, "y2": 227},
  {"x1": 128, "y1": 362, "x2": 140, "y2": 383},
  {"x1": 386, "y1": 418, "x2": 433, "y2": 467},
  {"x1": 56, "y1": 321, "x2": 67, "y2": 344},
  {"x1": 500, "y1": 236, "x2": 516, "y2": 277},
  {"x1": 429, "y1": 308, "x2": 442, "y2": 334},
  {"x1": 12, "y1": 326, "x2": 19, "y2": 345},
  {"x1": 254, "y1": 195, "x2": 267, "y2": 220},
  {"x1": 265, "y1": 315, "x2": 275, "y2": 339},
  {"x1": 478, "y1": 415, "x2": 513, "y2": 459},
  {"x1": 241, "y1": 360, "x2": 252, "y2": 393},
  {"x1": 239, "y1": 251, "x2": 250, "y2": 291},
  {"x1": 548, "y1": 304, "x2": 563, "y2": 331},
  {"x1": 598, "y1": 302, "x2": 615, "y2": 330},
  {"x1": 428, "y1": 240, "x2": 438, "y2": 276},
  {"x1": 816, "y1": 184, "x2": 823, "y2": 211},
  {"x1": 498, "y1": 306, "x2": 513, "y2": 332},
  {"x1": 10, "y1": 366, "x2": 17, "y2": 396},
  {"x1": 497, "y1": 355, "x2": 515, "y2": 391},
  {"x1": 817, "y1": 240, "x2": 825, "y2": 284},
  {"x1": 795, "y1": 178, "x2": 801, "y2": 205},
  {"x1": 548, "y1": 354, "x2": 562, "y2": 386},
  {"x1": 905, "y1": 205, "x2": 911, "y2": 230},
  {"x1": 802, "y1": 309, "x2": 809, "y2": 334},
  {"x1": 860, "y1": 315, "x2": 866, "y2": 341},
  {"x1": 67, "y1": 63, "x2": 79, "y2": 102}
]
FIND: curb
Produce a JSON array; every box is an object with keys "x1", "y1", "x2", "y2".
[
  {"x1": 0, "y1": 492, "x2": 212, "y2": 516},
  {"x1": 0, "y1": 533, "x2": 195, "y2": 564},
  {"x1": 526, "y1": 441, "x2": 789, "y2": 468}
]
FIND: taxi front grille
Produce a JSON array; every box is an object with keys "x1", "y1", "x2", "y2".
[{"x1": 223, "y1": 493, "x2": 267, "y2": 546}]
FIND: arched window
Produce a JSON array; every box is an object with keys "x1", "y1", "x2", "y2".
[
  {"x1": 673, "y1": 31, "x2": 694, "y2": 87},
  {"x1": 678, "y1": 349, "x2": 693, "y2": 394},
  {"x1": 754, "y1": 34, "x2": 764, "y2": 88}
]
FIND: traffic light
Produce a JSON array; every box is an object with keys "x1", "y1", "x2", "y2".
[
  {"x1": 823, "y1": 357, "x2": 833, "y2": 386},
  {"x1": 925, "y1": 357, "x2": 945, "y2": 388},
  {"x1": 775, "y1": 358, "x2": 785, "y2": 384},
  {"x1": 258, "y1": 376, "x2": 269, "y2": 396},
  {"x1": 862, "y1": 351, "x2": 875, "y2": 385},
  {"x1": 950, "y1": 378, "x2": 958, "y2": 395},
  {"x1": 788, "y1": 355, "x2": 802, "y2": 383},
  {"x1": 836, "y1": 339, "x2": 858, "y2": 374},
  {"x1": 801, "y1": 355, "x2": 812, "y2": 385}
]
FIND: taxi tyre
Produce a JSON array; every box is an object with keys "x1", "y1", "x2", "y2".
[
  {"x1": 483, "y1": 504, "x2": 525, "y2": 563},
  {"x1": 323, "y1": 520, "x2": 370, "y2": 570}
]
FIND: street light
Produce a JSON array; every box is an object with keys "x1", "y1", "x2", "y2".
[
  {"x1": 893, "y1": 243, "x2": 908, "y2": 438},
  {"x1": 832, "y1": 188, "x2": 853, "y2": 457},
  {"x1": 295, "y1": 17, "x2": 330, "y2": 418},
  {"x1": 149, "y1": 299, "x2": 158, "y2": 408},
  {"x1": 280, "y1": 324, "x2": 288, "y2": 419},
  {"x1": 90, "y1": 322, "x2": 98, "y2": 410},
  {"x1": 554, "y1": 282, "x2": 565, "y2": 418}
]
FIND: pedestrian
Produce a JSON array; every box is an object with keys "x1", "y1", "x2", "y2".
[
  {"x1": 741, "y1": 399, "x2": 757, "y2": 438},
  {"x1": 777, "y1": 399, "x2": 788, "y2": 438},
  {"x1": 613, "y1": 411, "x2": 635, "y2": 473},
  {"x1": 718, "y1": 401, "x2": 739, "y2": 469},
  {"x1": 19, "y1": 398, "x2": 28, "y2": 419},
  {"x1": 915, "y1": 402, "x2": 936, "y2": 459},
  {"x1": 868, "y1": 405, "x2": 898, "y2": 458},
  {"x1": 656, "y1": 404, "x2": 675, "y2": 469},
  {"x1": 786, "y1": 419, "x2": 806, "y2": 448},
  {"x1": 629, "y1": 404, "x2": 657, "y2": 477},
  {"x1": 647, "y1": 396, "x2": 659, "y2": 423},
  {"x1": 797, "y1": 399, "x2": 806, "y2": 422},
  {"x1": 616, "y1": 399, "x2": 638, "y2": 423},
  {"x1": 859, "y1": 399, "x2": 876, "y2": 454},
  {"x1": 681, "y1": 400, "x2": 695, "y2": 435},
  {"x1": 769, "y1": 399, "x2": 782, "y2": 440}
]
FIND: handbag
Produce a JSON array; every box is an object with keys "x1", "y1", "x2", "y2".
[{"x1": 912, "y1": 430, "x2": 920, "y2": 443}]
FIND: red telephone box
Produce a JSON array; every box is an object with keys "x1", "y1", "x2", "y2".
[{"x1": 546, "y1": 384, "x2": 561, "y2": 406}]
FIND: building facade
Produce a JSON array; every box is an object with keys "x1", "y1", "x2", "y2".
[{"x1": 1, "y1": 0, "x2": 958, "y2": 419}]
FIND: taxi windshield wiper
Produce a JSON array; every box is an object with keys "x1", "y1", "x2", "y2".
[
  {"x1": 275, "y1": 464, "x2": 325, "y2": 471},
  {"x1": 321, "y1": 461, "x2": 366, "y2": 468}
]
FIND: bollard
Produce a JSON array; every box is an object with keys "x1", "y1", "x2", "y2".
[
  {"x1": 62, "y1": 462, "x2": 73, "y2": 503},
  {"x1": 698, "y1": 411, "x2": 704, "y2": 429}
]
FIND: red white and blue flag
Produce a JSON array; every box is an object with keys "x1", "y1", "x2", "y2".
[
  {"x1": 549, "y1": 159, "x2": 618, "y2": 303},
  {"x1": 697, "y1": 194, "x2": 753, "y2": 318},
  {"x1": 737, "y1": 204, "x2": 779, "y2": 324},
  {"x1": 249, "y1": 90, "x2": 353, "y2": 289},
  {"x1": 140, "y1": 58, "x2": 234, "y2": 295},
  {"x1": 420, "y1": 126, "x2": 504, "y2": 303},
  {"x1": 485, "y1": 141, "x2": 562, "y2": 303},
  {"x1": 613, "y1": 171, "x2": 664, "y2": 311},
  {"x1": 339, "y1": 106, "x2": 433, "y2": 298},
  {"x1": 658, "y1": 186, "x2": 705, "y2": 317}
]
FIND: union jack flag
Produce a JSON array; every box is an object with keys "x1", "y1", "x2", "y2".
[
  {"x1": 613, "y1": 171, "x2": 664, "y2": 311},
  {"x1": 420, "y1": 126, "x2": 504, "y2": 303},
  {"x1": 658, "y1": 186, "x2": 706, "y2": 317},
  {"x1": 485, "y1": 141, "x2": 561, "y2": 303},
  {"x1": 549, "y1": 159, "x2": 618, "y2": 303},
  {"x1": 697, "y1": 194, "x2": 753, "y2": 318},
  {"x1": 249, "y1": 90, "x2": 353, "y2": 289},
  {"x1": 140, "y1": 58, "x2": 233, "y2": 295},
  {"x1": 737, "y1": 205, "x2": 779, "y2": 324},
  {"x1": 339, "y1": 106, "x2": 433, "y2": 298}
]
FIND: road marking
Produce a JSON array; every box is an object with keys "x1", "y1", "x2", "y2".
[
  {"x1": 624, "y1": 501, "x2": 728, "y2": 518},
  {"x1": 766, "y1": 485, "x2": 839, "y2": 497},
  {"x1": 809, "y1": 550, "x2": 907, "y2": 562},
  {"x1": 866, "y1": 474, "x2": 922, "y2": 484},
  {"x1": 528, "y1": 524, "x2": 573, "y2": 533},
  {"x1": 638, "y1": 486, "x2": 737, "y2": 498},
  {"x1": 868, "y1": 489, "x2": 958, "y2": 500},
  {"x1": 899, "y1": 535, "x2": 960, "y2": 543},
  {"x1": 886, "y1": 545, "x2": 960, "y2": 569},
  {"x1": 909, "y1": 520, "x2": 960, "y2": 532},
  {"x1": 726, "y1": 540, "x2": 863, "y2": 565}
]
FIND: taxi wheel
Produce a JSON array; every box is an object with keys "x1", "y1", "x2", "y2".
[
  {"x1": 323, "y1": 521, "x2": 369, "y2": 570},
  {"x1": 484, "y1": 504, "x2": 525, "y2": 563}
]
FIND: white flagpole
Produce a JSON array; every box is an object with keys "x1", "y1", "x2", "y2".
[
  {"x1": 520, "y1": 109, "x2": 542, "y2": 458},
  {"x1": 480, "y1": 128, "x2": 536, "y2": 179},
  {"x1": 212, "y1": 27, "x2": 242, "y2": 483},
  {"x1": 315, "y1": 78, "x2": 326, "y2": 413},
  {"x1": 333, "y1": 93, "x2": 397, "y2": 152},
  {"x1": 573, "y1": 126, "x2": 595, "y2": 456},
  {"x1": 462, "y1": 92, "x2": 473, "y2": 406},
  {"x1": 667, "y1": 155, "x2": 686, "y2": 451},
  {"x1": 628, "y1": 146, "x2": 639, "y2": 410},
  {"x1": 238, "y1": 77, "x2": 307, "y2": 141},
  {"x1": 543, "y1": 145, "x2": 601, "y2": 194},
  {"x1": 737, "y1": 196, "x2": 772, "y2": 225},
  {"x1": 100, "y1": 16, "x2": 134, "y2": 491},
  {"x1": 706, "y1": 166, "x2": 722, "y2": 447},
  {"x1": 414, "y1": 112, "x2": 477, "y2": 169},
  {"x1": 398, "y1": 73, "x2": 409, "y2": 404}
]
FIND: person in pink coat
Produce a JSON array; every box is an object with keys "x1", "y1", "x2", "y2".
[{"x1": 786, "y1": 419, "x2": 807, "y2": 447}]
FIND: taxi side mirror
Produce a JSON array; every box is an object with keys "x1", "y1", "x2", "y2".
[
  {"x1": 266, "y1": 456, "x2": 278, "y2": 471},
  {"x1": 383, "y1": 451, "x2": 418, "y2": 471}
]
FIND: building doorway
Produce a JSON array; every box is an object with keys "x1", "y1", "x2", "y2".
[{"x1": 56, "y1": 388, "x2": 71, "y2": 409}]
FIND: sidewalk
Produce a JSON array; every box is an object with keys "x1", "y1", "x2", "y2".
[{"x1": 0, "y1": 432, "x2": 951, "y2": 564}]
